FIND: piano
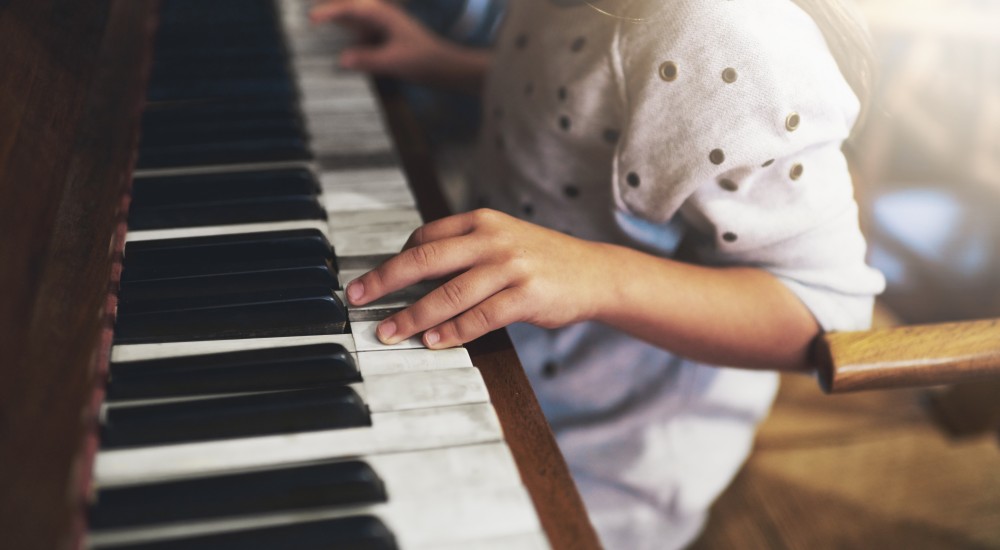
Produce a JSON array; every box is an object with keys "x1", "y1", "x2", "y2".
[{"x1": 0, "y1": 0, "x2": 599, "y2": 548}]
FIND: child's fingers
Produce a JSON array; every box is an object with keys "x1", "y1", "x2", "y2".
[
  {"x1": 311, "y1": 0, "x2": 404, "y2": 29},
  {"x1": 375, "y1": 267, "x2": 509, "y2": 344},
  {"x1": 402, "y1": 212, "x2": 479, "y2": 250},
  {"x1": 339, "y1": 47, "x2": 392, "y2": 72},
  {"x1": 309, "y1": 0, "x2": 352, "y2": 24},
  {"x1": 345, "y1": 236, "x2": 479, "y2": 306},
  {"x1": 422, "y1": 288, "x2": 524, "y2": 349}
]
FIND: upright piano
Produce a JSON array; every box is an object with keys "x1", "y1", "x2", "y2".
[{"x1": 0, "y1": 1, "x2": 599, "y2": 548}]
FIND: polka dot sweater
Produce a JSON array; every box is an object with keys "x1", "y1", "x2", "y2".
[{"x1": 472, "y1": 1, "x2": 886, "y2": 548}]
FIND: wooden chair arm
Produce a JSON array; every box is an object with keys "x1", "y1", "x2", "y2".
[{"x1": 813, "y1": 318, "x2": 1000, "y2": 393}]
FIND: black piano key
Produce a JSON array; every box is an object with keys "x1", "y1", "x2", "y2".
[
  {"x1": 119, "y1": 255, "x2": 335, "y2": 286},
  {"x1": 150, "y1": 55, "x2": 290, "y2": 82},
  {"x1": 100, "y1": 386, "x2": 370, "y2": 449},
  {"x1": 122, "y1": 229, "x2": 334, "y2": 268},
  {"x1": 93, "y1": 516, "x2": 397, "y2": 550},
  {"x1": 127, "y1": 195, "x2": 327, "y2": 231},
  {"x1": 118, "y1": 264, "x2": 339, "y2": 303},
  {"x1": 137, "y1": 117, "x2": 305, "y2": 149},
  {"x1": 140, "y1": 98, "x2": 302, "y2": 130},
  {"x1": 113, "y1": 286, "x2": 348, "y2": 344},
  {"x1": 131, "y1": 169, "x2": 320, "y2": 206},
  {"x1": 89, "y1": 460, "x2": 386, "y2": 529},
  {"x1": 116, "y1": 284, "x2": 336, "y2": 315},
  {"x1": 152, "y1": 39, "x2": 287, "y2": 60},
  {"x1": 159, "y1": 0, "x2": 278, "y2": 25},
  {"x1": 107, "y1": 344, "x2": 359, "y2": 400},
  {"x1": 142, "y1": 98, "x2": 301, "y2": 127},
  {"x1": 136, "y1": 135, "x2": 310, "y2": 168}
]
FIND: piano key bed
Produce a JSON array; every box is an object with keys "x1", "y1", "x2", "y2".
[{"x1": 87, "y1": 1, "x2": 549, "y2": 548}]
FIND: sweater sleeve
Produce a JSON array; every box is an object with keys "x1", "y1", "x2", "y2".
[{"x1": 609, "y1": 0, "x2": 884, "y2": 331}]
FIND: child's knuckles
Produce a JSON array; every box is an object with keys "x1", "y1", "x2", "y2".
[
  {"x1": 406, "y1": 242, "x2": 437, "y2": 270},
  {"x1": 457, "y1": 308, "x2": 494, "y2": 342},
  {"x1": 439, "y1": 280, "x2": 468, "y2": 311}
]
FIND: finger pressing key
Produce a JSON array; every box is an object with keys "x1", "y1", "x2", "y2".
[
  {"x1": 424, "y1": 289, "x2": 523, "y2": 349},
  {"x1": 376, "y1": 267, "x2": 510, "y2": 345},
  {"x1": 345, "y1": 236, "x2": 479, "y2": 307}
]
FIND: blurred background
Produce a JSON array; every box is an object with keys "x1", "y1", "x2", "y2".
[
  {"x1": 853, "y1": 0, "x2": 1000, "y2": 325},
  {"x1": 700, "y1": 1, "x2": 1000, "y2": 546}
]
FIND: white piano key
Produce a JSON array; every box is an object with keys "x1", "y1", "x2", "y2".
[
  {"x1": 338, "y1": 268, "x2": 368, "y2": 284},
  {"x1": 292, "y1": 57, "x2": 370, "y2": 81},
  {"x1": 111, "y1": 334, "x2": 356, "y2": 363},
  {"x1": 321, "y1": 168, "x2": 416, "y2": 212},
  {"x1": 331, "y1": 225, "x2": 413, "y2": 257},
  {"x1": 379, "y1": 492, "x2": 544, "y2": 550},
  {"x1": 357, "y1": 348, "x2": 473, "y2": 376},
  {"x1": 351, "y1": 320, "x2": 425, "y2": 352},
  {"x1": 301, "y1": 93, "x2": 380, "y2": 115},
  {"x1": 320, "y1": 166, "x2": 408, "y2": 191},
  {"x1": 310, "y1": 134, "x2": 395, "y2": 158},
  {"x1": 294, "y1": 68, "x2": 370, "y2": 88},
  {"x1": 88, "y1": 485, "x2": 541, "y2": 550},
  {"x1": 307, "y1": 112, "x2": 388, "y2": 134},
  {"x1": 326, "y1": 207, "x2": 423, "y2": 230},
  {"x1": 309, "y1": 134, "x2": 393, "y2": 155},
  {"x1": 362, "y1": 368, "x2": 489, "y2": 413},
  {"x1": 297, "y1": 77, "x2": 375, "y2": 103},
  {"x1": 306, "y1": 105, "x2": 380, "y2": 123},
  {"x1": 338, "y1": 253, "x2": 393, "y2": 272},
  {"x1": 365, "y1": 442, "x2": 524, "y2": 494},
  {"x1": 95, "y1": 403, "x2": 504, "y2": 487},
  {"x1": 329, "y1": 218, "x2": 417, "y2": 256},
  {"x1": 286, "y1": 37, "x2": 357, "y2": 57},
  {"x1": 124, "y1": 219, "x2": 331, "y2": 243}
]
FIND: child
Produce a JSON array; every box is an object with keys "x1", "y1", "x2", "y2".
[{"x1": 312, "y1": 1, "x2": 886, "y2": 548}]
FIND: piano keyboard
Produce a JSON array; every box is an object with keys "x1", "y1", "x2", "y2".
[{"x1": 86, "y1": 0, "x2": 548, "y2": 548}]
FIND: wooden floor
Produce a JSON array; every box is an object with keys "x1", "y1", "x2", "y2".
[{"x1": 690, "y1": 373, "x2": 1000, "y2": 549}]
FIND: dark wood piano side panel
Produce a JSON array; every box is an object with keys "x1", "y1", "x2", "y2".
[
  {"x1": 0, "y1": 1, "x2": 155, "y2": 549},
  {"x1": 375, "y1": 79, "x2": 601, "y2": 550}
]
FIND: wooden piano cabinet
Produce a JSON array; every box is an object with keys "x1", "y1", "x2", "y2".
[
  {"x1": 814, "y1": 318, "x2": 1000, "y2": 393},
  {"x1": 0, "y1": 1, "x2": 157, "y2": 549}
]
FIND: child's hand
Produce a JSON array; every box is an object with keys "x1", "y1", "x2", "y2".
[
  {"x1": 310, "y1": 0, "x2": 491, "y2": 93},
  {"x1": 345, "y1": 209, "x2": 612, "y2": 348},
  {"x1": 310, "y1": 0, "x2": 445, "y2": 81}
]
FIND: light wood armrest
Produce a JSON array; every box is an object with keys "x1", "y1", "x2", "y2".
[{"x1": 813, "y1": 318, "x2": 1000, "y2": 393}]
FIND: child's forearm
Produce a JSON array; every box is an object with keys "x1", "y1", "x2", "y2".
[
  {"x1": 594, "y1": 243, "x2": 821, "y2": 371},
  {"x1": 424, "y1": 44, "x2": 491, "y2": 95}
]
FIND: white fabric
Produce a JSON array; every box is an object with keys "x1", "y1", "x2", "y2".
[{"x1": 472, "y1": 1, "x2": 885, "y2": 548}]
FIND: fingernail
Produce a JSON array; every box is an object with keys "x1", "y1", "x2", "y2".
[
  {"x1": 377, "y1": 320, "x2": 397, "y2": 343},
  {"x1": 346, "y1": 280, "x2": 364, "y2": 303},
  {"x1": 424, "y1": 330, "x2": 440, "y2": 347}
]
